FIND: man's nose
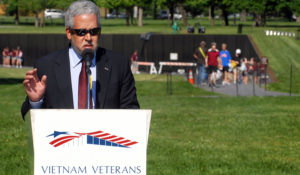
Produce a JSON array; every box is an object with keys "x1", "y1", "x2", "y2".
[{"x1": 84, "y1": 33, "x2": 91, "y2": 41}]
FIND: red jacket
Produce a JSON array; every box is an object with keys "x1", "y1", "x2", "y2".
[{"x1": 207, "y1": 49, "x2": 219, "y2": 66}]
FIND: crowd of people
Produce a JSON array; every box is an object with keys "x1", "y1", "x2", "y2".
[
  {"x1": 193, "y1": 41, "x2": 269, "y2": 87},
  {"x1": 2, "y1": 46, "x2": 23, "y2": 68}
]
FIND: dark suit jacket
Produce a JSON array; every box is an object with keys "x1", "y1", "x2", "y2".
[{"x1": 21, "y1": 47, "x2": 139, "y2": 119}]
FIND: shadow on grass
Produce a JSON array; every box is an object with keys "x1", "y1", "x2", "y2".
[{"x1": 0, "y1": 78, "x2": 23, "y2": 85}]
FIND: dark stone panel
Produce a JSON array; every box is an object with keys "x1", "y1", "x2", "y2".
[{"x1": 0, "y1": 34, "x2": 258, "y2": 67}]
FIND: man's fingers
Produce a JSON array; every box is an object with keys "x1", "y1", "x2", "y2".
[
  {"x1": 23, "y1": 79, "x2": 30, "y2": 84},
  {"x1": 33, "y1": 69, "x2": 39, "y2": 81},
  {"x1": 24, "y1": 75, "x2": 36, "y2": 81},
  {"x1": 41, "y1": 75, "x2": 47, "y2": 86},
  {"x1": 24, "y1": 70, "x2": 39, "y2": 88},
  {"x1": 26, "y1": 68, "x2": 39, "y2": 81},
  {"x1": 25, "y1": 70, "x2": 34, "y2": 75},
  {"x1": 26, "y1": 68, "x2": 37, "y2": 75}
]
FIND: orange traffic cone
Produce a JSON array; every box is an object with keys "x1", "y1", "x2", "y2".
[{"x1": 188, "y1": 69, "x2": 194, "y2": 85}]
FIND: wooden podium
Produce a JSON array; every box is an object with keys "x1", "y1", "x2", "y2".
[{"x1": 30, "y1": 109, "x2": 151, "y2": 175}]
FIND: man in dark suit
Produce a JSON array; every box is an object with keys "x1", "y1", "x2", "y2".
[{"x1": 21, "y1": 0, "x2": 139, "y2": 119}]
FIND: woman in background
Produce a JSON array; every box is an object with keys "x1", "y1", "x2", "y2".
[
  {"x1": 16, "y1": 46, "x2": 23, "y2": 68},
  {"x1": 2, "y1": 47, "x2": 10, "y2": 67},
  {"x1": 248, "y1": 57, "x2": 258, "y2": 84},
  {"x1": 131, "y1": 50, "x2": 139, "y2": 74},
  {"x1": 240, "y1": 57, "x2": 248, "y2": 84},
  {"x1": 11, "y1": 48, "x2": 18, "y2": 67}
]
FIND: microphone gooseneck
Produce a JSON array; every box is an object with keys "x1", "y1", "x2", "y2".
[{"x1": 81, "y1": 49, "x2": 94, "y2": 109}]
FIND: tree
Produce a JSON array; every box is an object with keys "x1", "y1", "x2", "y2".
[
  {"x1": 178, "y1": 3, "x2": 188, "y2": 26},
  {"x1": 219, "y1": 0, "x2": 250, "y2": 25},
  {"x1": 219, "y1": 0, "x2": 233, "y2": 26},
  {"x1": 19, "y1": 0, "x2": 56, "y2": 27},
  {"x1": 3, "y1": 0, "x2": 57, "y2": 27},
  {"x1": 185, "y1": 0, "x2": 237, "y2": 26},
  {"x1": 229, "y1": 0, "x2": 249, "y2": 23},
  {"x1": 184, "y1": 0, "x2": 207, "y2": 18},
  {"x1": 96, "y1": 0, "x2": 134, "y2": 26},
  {"x1": 288, "y1": 0, "x2": 300, "y2": 22},
  {"x1": 278, "y1": 0, "x2": 293, "y2": 21},
  {"x1": 134, "y1": 0, "x2": 152, "y2": 27},
  {"x1": 121, "y1": 0, "x2": 136, "y2": 26},
  {"x1": 3, "y1": 0, "x2": 20, "y2": 25},
  {"x1": 248, "y1": 0, "x2": 284, "y2": 27},
  {"x1": 186, "y1": 0, "x2": 218, "y2": 26},
  {"x1": 207, "y1": 0, "x2": 218, "y2": 26},
  {"x1": 157, "y1": 0, "x2": 186, "y2": 25},
  {"x1": 156, "y1": 0, "x2": 175, "y2": 25},
  {"x1": 55, "y1": 0, "x2": 76, "y2": 10},
  {"x1": 153, "y1": 0, "x2": 158, "y2": 19},
  {"x1": 96, "y1": 0, "x2": 122, "y2": 17}
]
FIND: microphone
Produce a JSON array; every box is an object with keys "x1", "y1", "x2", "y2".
[{"x1": 82, "y1": 49, "x2": 94, "y2": 73}]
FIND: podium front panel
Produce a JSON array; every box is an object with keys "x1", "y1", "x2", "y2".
[{"x1": 30, "y1": 109, "x2": 151, "y2": 175}]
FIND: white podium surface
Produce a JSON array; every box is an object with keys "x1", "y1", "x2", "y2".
[{"x1": 30, "y1": 109, "x2": 152, "y2": 175}]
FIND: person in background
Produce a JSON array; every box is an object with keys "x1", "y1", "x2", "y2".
[
  {"x1": 11, "y1": 48, "x2": 18, "y2": 67},
  {"x1": 2, "y1": 47, "x2": 10, "y2": 67},
  {"x1": 219, "y1": 43, "x2": 232, "y2": 85},
  {"x1": 240, "y1": 57, "x2": 248, "y2": 84},
  {"x1": 193, "y1": 41, "x2": 207, "y2": 86},
  {"x1": 260, "y1": 56, "x2": 269, "y2": 83},
  {"x1": 260, "y1": 56, "x2": 269, "y2": 67},
  {"x1": 16, "y1": 46, "x2": 23, "y2": 68},
  {"x1": 248, "y1": 57, "x2": 258, "y2": 84},
  {"x1": 206, "y1": 42, "x2": 220, "y2": 87},
  {"x1": 130, "y1": 50, "x2": 139, "y2": 74},
  {"x1": 231, "y1": 49, "x2": 242, "y2": 84},
  {"x1": 172, "y1": 22, "x2": 179, "y2": 34}
]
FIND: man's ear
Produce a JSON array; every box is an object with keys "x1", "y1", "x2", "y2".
[{"x1": 66, "y1": 27, "x2": 72, "y2": 40}]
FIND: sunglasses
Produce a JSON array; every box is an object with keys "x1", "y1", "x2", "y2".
[{"x1": 70, "y1": 27, "x2": 101, "y2": 36}]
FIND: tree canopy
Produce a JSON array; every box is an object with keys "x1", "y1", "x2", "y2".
[{"x1": 1, "y1": 0, "x2": 300, "y2": 27}]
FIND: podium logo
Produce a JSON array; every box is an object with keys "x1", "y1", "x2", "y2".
[{"x1": 47, "y1": 130, "x2": 138, "y2": 148}]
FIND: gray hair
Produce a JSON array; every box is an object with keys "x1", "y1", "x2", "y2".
[
  {"x1": 200, "y1": 41, "x2": 206, "y2": 46},
  {"x1": 65, "y1": 0, "x2": 101, "y2": 28}
]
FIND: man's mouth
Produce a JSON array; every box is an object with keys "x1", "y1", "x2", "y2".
[{"x1": 83, "y1": 44, "x2": 93, "y2": 49}]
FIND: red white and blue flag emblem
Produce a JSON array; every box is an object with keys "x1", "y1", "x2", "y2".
[{"x1": 47, "y1": 131, "x2": 138, "y2": 148}]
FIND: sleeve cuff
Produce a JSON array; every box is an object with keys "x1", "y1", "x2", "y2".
[{"x1": 29, "y1": 98, "x2": 44, "y2": 109}]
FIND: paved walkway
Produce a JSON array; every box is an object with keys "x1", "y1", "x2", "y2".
[{"x1": 198, "y1": 82, "x2": 293, "y2": 97}]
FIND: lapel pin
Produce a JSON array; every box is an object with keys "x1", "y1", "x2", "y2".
[{"x1": 104, "y1": 67, "x2": 109, "y2": 71}]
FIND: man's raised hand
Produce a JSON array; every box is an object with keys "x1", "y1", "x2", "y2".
[{"x1": 23, "y1": 68, "x2": 47, "y2": 102}]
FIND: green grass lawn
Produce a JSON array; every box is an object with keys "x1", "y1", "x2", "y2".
[
  {"x1": 1, "y1": 16, "x2": 299, "y2": 34},
  {"x1": 248, "y1": 28, "x2": 300, "y2": 94},
  {"x1": 0, "y1": 68, "x2": 300, "y2": 175}
]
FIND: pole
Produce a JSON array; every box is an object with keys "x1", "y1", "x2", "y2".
[
  {"x1": 170, "y1": 72, "x2": 172, "y2": 95},
  {"x1": 252, "y1": 72, "x2": 255, "y2": 96},
  {"x1": 166, "y1": 73, "x2": 169, "y2": 95},
  {"x1": 166, "y1": 67, "x2": 172, "y2": 95},
  {"x1": 259, "y1": 66, "x2": 261, "y2": 88},
  {"x1": 238, "y1": 24, "x2": 243, "y2": 34},
  {"x1": 210, "y1": 72, "x2": 214, "y2": 93},
  {"x1": 236, "y1": 69, "x2": 239, "y2": 96},
  {"x1": 264, "y1": 65, "x2": 267, "y2": 91},
  {"x1": 290, "y1": 64, "x2": 293, "y2": 96}
]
